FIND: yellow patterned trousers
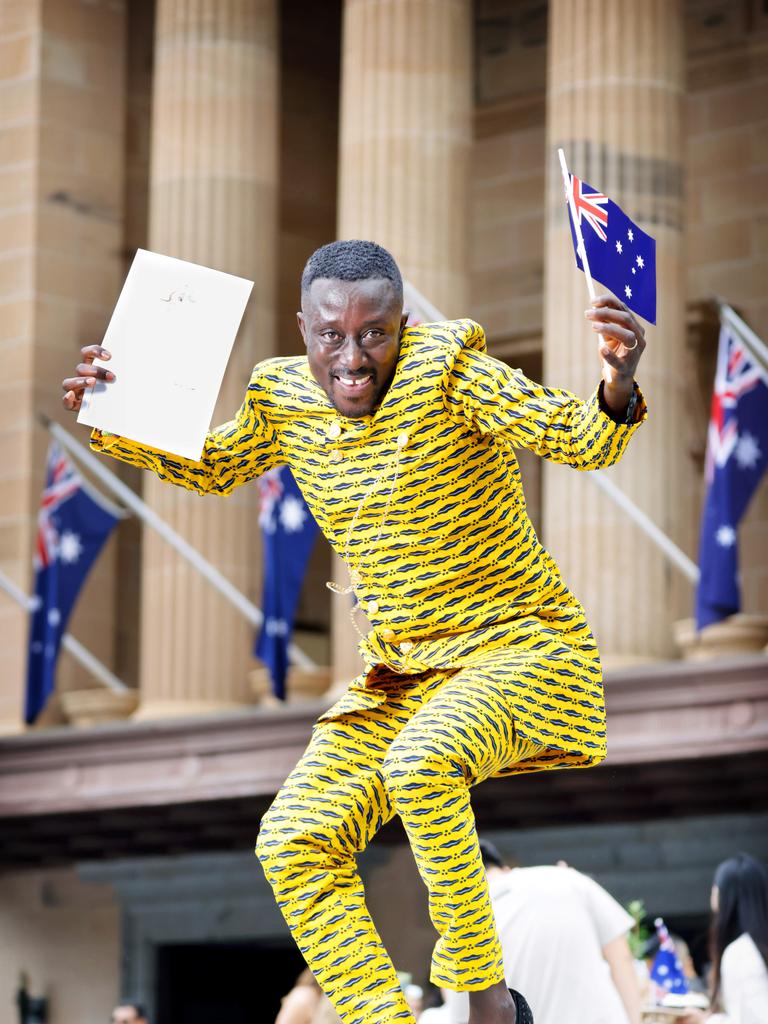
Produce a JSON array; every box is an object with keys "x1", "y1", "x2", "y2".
[{"x1": 257, "y1": 653, "x2": 598, "y2": 1024}]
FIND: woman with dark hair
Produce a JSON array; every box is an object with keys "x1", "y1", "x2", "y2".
[{"x1": 681, "y1": 853, "x2": 768, "y2": 1024}]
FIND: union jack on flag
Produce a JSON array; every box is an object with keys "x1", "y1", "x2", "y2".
[
  {"x1": 696, "y1": 320, "x2": 768, "y2": 629},
  {"x1": 565, "y1": 173, "x2": 657, "y2": 324},
  {"x1": 257, "y1": 466, "x2": 285, "y2": 533},
  {"x1": 570, "y1": 178, "x2": 609, "y2": 241},
  {"x1": 35, "y1": 444, "x2": 81, "y2": 568},
  {"x1": 705, "y1": 328, "x2": 766, "y2": 481}
]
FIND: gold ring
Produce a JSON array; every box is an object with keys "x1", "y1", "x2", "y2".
[{"x1": 625, "y1": 338, "x2": 638, "y2": 351}]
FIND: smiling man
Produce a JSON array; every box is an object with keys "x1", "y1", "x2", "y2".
[
  {"x1": 298, "y1": 248, "x2": 405, "y2": 419},
  {"x1": 63, "y1": 240, "x2": 647, "y2": 1024}
]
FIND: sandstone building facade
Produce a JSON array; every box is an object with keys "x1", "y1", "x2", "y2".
[{"x1": 1, "y1": 2, "x2": 767, "y2": 1021}]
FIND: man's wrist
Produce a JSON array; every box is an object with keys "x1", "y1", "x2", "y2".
[{"x1": 599, "y1": 379, "x2": 638, "y2": 424}]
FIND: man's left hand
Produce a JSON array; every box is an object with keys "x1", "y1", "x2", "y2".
[{"x1": 585, "y1": 293, "x2": 646, "y2": 416}]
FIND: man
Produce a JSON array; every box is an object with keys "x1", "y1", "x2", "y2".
[
  {"x1": 443, "y1": 841, "x2": 642, "y2": 1024},
  {"x1": 111, "y1": 1002, "x2": 148, "y2": 1024},
  {"x1": 63, "y1": 240, "x2": 647, "y2": 1024}
]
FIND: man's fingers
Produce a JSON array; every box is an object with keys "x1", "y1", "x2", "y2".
[
  {"x1": 599, "y1": 344, "x2": 627, "y2": 372},
  {"x1": 80, "y1": 344, "x2": 111, "y2": 364},
  {"x1": 588, "y1": 295, "x2": 646, "y2": 339},
  {"x1": 586, "y1": 305, "x2": 644, "y2": 335},
  {"x1": 593, "y1": 322, "x2": 641, "y2": 351},
  {"x1": 76, "y1": 362, "x2": 115, "y2": 382},
  {"x1": 62, "y1": 376, "x2": 96, "y2": 393},
  {"x1": 62, "y1": 345, "x2": 113, "y2": 413}
]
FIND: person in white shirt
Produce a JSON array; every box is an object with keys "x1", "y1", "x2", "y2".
[
  {"x1": 680, "y1": 853, "x2": 768, "y2": 1024},
  {"x1": 443, "y1": 840, "x2": 641, "y2": 1024}
]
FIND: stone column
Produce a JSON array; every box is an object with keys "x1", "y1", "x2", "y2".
[
  {"x1": 136, "y1": 0, "x2": 278, "y2": 717},
  {"x1": 333, "y1": 0, "x2": 473, "y2": 680},
  {"x1": 544, "y1": 0, "x2": 690, "y2": 662},
  {"x1": 338, "y1": 0, "x2": 472, "y2": 315},
  {"x1": 0, "y1": 0, "x2": 126, "y2": 732}
]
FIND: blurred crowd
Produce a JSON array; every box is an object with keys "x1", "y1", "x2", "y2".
[{"x1": 272, "y1": 847, "x2": 768, "y2": 1024}]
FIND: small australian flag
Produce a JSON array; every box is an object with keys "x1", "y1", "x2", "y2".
[
  {"x1": 26, "y1": 442, "x2": 120, "y2": 723},
  {"x1": 255, "y1": 466, "x2": 318, "y2": 700},
  {"x1": 566, "y1": 174, "x2": 657, "y2": 324},
  {"x1": 650, "y1": 918, "x2": 689, "y2": 999}
]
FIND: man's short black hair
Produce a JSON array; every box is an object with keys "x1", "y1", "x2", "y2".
[
  {"x1": 478, "y1": 838, "x2": 505, "y2": 869},
  {"x1": 301, "y1": 240, "x2": 403, "y2": 304}
]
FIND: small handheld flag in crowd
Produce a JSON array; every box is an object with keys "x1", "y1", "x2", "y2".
[
  {"x1": 696, "y1": 316, "x2": 768, "y2": 630},
  {"x1": 649, "y1": 918, "x2": 689, "y2": 1000},
  {"x1": 559, "y1": 149, "x2": 657, "y2": 326},
  {"x1": 25, "y1": 442, "x2": 121, "y2": 723},
  {"x1": 255, "y1": 466, "x2": 319, "y2": 700}
]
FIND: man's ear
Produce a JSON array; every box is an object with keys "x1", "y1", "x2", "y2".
[
  {"x1": 400, "y1": 312, "x2": 408, "y2": 335},
  {"x1": 297, "y1": 311, "x2": 307, "y2": 347}
]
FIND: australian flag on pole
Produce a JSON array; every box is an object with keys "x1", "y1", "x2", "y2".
[
  {"x1": 25, "y1": 442, "x2": 120, "y2": 723},
  {"x1": 696, "y1": 321, "x2": 768, "y2": 630},
  {"x1": 566, "y1": 174, "x2": 657, "y2": 324},
  {"x1": 650, "y1": 918, "x2": 689, "y2": 999},
  {"x1": 255, "y1": 466, "x2": 318, "y2": 700}
]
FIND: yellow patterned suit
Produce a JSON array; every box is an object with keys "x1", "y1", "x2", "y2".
[{"x1": 92, "y1": 319, "x2": 646, "y2": 1024}]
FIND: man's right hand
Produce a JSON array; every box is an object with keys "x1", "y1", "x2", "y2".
[{"x1": 62, "y1": 345, "x2": 115, "y2": 412}]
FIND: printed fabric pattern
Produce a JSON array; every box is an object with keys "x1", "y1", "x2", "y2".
[{"x1": 91, "y1": 318, "x2": 646, "y2": 766}]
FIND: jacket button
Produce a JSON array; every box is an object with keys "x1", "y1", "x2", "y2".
[
  {"x1": 367, "y1": 600, "x2": 379, "y2": 615},
  {"x1": 381, "y1": 628, "x2": 396, "y2": 643},
  {"x1": 330, "y1": 450, "x2": 342, "y2": 463},
  {"x1": 328, "y1": 422, "x2": 341, "y2": 439},
  {"x1": 399, "y1": 641, "x2": 414, "y2": 654}
]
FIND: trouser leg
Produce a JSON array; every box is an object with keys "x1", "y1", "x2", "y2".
[
  {"x1": 256, "y1": 705, "x2": 414, "y2": 1024},
  {"x1": 380, "y1": 660, "x2": 538, "y2": 991}
]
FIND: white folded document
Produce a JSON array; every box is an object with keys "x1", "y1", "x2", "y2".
[{"x1": 78, "y1": 248, "x2": 254, "y2": 460}]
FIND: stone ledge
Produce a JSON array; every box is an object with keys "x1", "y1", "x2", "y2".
[{"x1": 0, "y1": 657, "x2": 765, "y2": 818}]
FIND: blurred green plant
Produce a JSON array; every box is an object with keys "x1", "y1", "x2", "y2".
[{"x1": 626, "y1": 899, "x2": 652, "y2": 959}]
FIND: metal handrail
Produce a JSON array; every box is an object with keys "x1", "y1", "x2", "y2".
[{"x1": 0, "y1": 568, "x2": 129, "y2": 694}]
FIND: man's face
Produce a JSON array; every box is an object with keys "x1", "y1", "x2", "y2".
[
  {"x1": 112, "y1": 1008, "x2": 145, "y2": 1024},
  {"x1": 298, "y1": 277, "x2": 406, "y2": 419}
]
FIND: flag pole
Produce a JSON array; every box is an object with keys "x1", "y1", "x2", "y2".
[
  {"x1": 719, "y1": 301, "x2": 768, "y2": 375},
  {"x1": 558, "y1": 148, "x2": 596, "y2": 301},
  {"x1": 557, "y1": 148, "x2": 614, "y2": 384},
  {"x1": 0, "y1": 567, "x2": 129, "y2": 694}
]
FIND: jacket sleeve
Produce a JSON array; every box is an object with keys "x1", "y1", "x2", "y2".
[
  {"x1": 89, "y1": 365, "x2": 281, "y2": 495},
  {"x1": 443, "y1": 345, "x2": 647, "y2": 470}
]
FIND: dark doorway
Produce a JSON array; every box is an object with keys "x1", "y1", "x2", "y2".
[{"x1": 155, "y1": 940, "x2": 305, "y2": 1024}]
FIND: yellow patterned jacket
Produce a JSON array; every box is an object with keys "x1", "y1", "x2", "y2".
[{"x1": 92, "y1": 319, "x2": 646, "y2": 740}]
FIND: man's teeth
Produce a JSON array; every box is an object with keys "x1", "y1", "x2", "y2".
[{"x1": 338, "y1": 375, "x2": 371, "y2": 387}]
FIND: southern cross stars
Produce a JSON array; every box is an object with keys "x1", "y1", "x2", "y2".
[
  {"x1": 280, "y1": 494, "x2": 308, "y2": 532},
  {"x1": 734, "y1": 431, "x2": 762, "y2": 471},
  {"x1": 59, "y1": 530, "x2": 83, "y2": 564},
  {"x1": 716, "y1": 524, "x2": 736, "y2": 548},
  {"x1": 616, "y1": 240, "x2": 623, "y2": 254}
]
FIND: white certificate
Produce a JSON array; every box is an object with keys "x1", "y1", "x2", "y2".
[{"x1": 78, "y1": 249, "x2": 254, "y2": 460}]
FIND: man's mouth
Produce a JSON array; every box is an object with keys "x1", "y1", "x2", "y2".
[{"x1": 333, "y1": 373, "x2": 374, "y2": 397}]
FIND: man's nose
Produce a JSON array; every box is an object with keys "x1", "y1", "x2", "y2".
[{"x1": 339, "y1": 336, "x2": 366, "y2": 369}]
